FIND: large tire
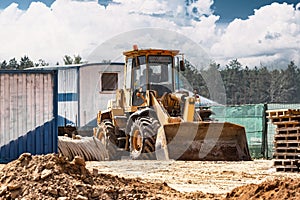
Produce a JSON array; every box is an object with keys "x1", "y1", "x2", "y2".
[
  {"x1": 129, "y1": 117, "x2": 160, "y2": 160},
  {"x1": 95, "y1": 120, "x2": 120, "y2": 160}
]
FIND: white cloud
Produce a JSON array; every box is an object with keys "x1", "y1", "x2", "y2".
[
  {"x1": 186, "y1": 0, "x2": 213, "y2": 17},
  {"x1": 0, "y1": 0, "x2": 217, "y2": 64},
  {"x1": 211, "y1": 2, "x2": 300, "y2": 67},
  {"x1": 0, "y1": 0, "x2": 299, "y2": 67}
]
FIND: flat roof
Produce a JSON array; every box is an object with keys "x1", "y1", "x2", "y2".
[
  {"x1": 26, "y1": 62, "x2": 124, "y2": 70},
  {"x1": 123, "y1": 49, "x2": 180, "y2": 58}
]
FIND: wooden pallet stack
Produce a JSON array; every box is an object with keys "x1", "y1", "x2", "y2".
[{"x1": 267, "y1": 109, "x2": 300, "y2": 172}]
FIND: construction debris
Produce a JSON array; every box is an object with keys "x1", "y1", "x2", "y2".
[
  {"x1": 58, "y1": 136, "x2": 109, "y2": 161},
  {"x1": 267, "y1": 109, "x2": 300, "y2": 172}
]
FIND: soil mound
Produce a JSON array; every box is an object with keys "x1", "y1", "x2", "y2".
[
  {"x1": 0, "y1": 153, "x2": 216, "y2": 200},
  {"x1": 225, "y1": 177, "x2": 300, "y2": 200}
]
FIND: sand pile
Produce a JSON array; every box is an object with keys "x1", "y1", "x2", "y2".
[{"x1": 225, "y1": 177, "x2": 300, "y2": 200}]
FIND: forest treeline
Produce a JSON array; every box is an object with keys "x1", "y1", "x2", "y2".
[
  {"x1": 0, "y1": 55, "x2": 82, "y2": 69},
  {"x1": 182, "y1": 59, "x2": 300, "y2": 105},
  {"x1": 1, "y1": 56, "x2": 299, "y2": 105}
]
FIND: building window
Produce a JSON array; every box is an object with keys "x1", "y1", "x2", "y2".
[{"x1": 101, "y1": 73, "x2": 118, "y2": 91}]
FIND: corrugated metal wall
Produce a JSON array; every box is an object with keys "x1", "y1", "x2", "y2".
[{"x1": 0, "y1": 70, "x2": 58, "y2": 163}]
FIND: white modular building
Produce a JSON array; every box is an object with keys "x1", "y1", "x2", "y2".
[{"x1": 30, "y1": 62, "x2": 124, "y2": 135}]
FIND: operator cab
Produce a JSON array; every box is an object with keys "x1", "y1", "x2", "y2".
[
  {"x1": 133, "y1": 55, "x2": 173, "y2": 95},
  {"x1": 123, "y1": 46, "x2": 183, "y2": 106}
]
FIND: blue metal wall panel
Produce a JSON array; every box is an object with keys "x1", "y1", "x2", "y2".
[
  {"x1": 58, "y1": 93, "x2": 78, "y2": 102},
  {"x1": 0, "y1": 70, "x2": 58, "y2": 163}
]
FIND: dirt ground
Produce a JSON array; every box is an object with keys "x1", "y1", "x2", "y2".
[
  {"x1": 1, "y1": 154, "x2": 300, "y2": 199},
  {"x1": 86, "y1": 159, "x2": 300, "y2": 195}
]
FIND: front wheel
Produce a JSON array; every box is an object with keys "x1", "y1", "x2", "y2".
[
  {"x1": 129, "y1": 117, "x2": 160, "y2": 160},
  {"x1": 95, "y1": 120, "x2": 119, "y2": 160}
]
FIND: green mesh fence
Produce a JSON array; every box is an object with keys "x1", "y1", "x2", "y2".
[
  {"x1": 211, "y1": 103, "x2": 300, "y2": 159},
  {"x1": 211, "y1": 104, "x2": 266, "y2": 159}
]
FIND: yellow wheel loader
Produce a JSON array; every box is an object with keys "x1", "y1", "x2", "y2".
[{"x1": 93, "y1": 46, "x2": 251, "y2": 161}]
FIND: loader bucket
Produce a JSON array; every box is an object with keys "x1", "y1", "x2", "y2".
[{"x1": 156, "y1": 121, "x2": 251, "y2": 161}]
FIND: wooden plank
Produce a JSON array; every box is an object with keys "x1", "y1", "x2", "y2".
[
  {"x1": 273, "y1": 153, "x2": 299, "y2": 157},
  {"x1": 276, "y1": 127, "x2": 300, "y2": 134},
  {"x1": 270, "y1": 116, "x2": 300, "y2": 123},
  {"x1": 273, "y1": 121, "x2": 300, "y2": 129},
  {"x1": 274, "y1": 142, "x2": 300, "y2": 149},
  {"x1": 267, "y1": 109, "x2": 292, "y2": 118},
  {"x1": 274, "y1": 133, "x2": 300, "y2": 137},
  {"x1": 275, "y1": 167, "x2": 299, "y2": 172},
  {"x1": 267, "y1": 109, "x2": 300, "y2": 119},
  {"x1": 274, "y1": 147, "x2": 300, "y2": 153},
  {"x1": 274, "y1": 159, "x2": 299, "y2": 166},
  {"x1": 273, "y1": 154, "x2": 299, "y2": 160},
  {"x1": 273, "y1": 152, "x2": 300, "y2": 156},
  {"x1": 273, "y1": 121, "x2": 300, "y2": 125},
  {"x1": 274, "y1": 140, "x2": 300, "y2": 144}
]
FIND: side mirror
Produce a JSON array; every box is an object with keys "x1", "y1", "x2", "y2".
[{"x1": 180, "y1": 60, "x2": 185, "y2": 71}]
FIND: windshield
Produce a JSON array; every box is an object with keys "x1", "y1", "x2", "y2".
[
  {"x1": 148, "y1": 55, "x2": 173, "y2": 84},
  {"x1": 133, "y1": 55, "x2": 173, "y2": 86},
  {"x1": 131, "y1": 55, "x2": 174, "y2": 97}
]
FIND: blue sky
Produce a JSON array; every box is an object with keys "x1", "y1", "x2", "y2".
[
  {"x1": 213, "y1": 0, "x2": 299, "y2": 22},
  {"x1": 1, "y1": 0, "x2": 299, "y2": 22},
  {"x1": 0, "y1": 0, "x2": 299, "y2": 67},
  {"x1": 0, "y1": 0, "x2": 54, "y2": 9}
]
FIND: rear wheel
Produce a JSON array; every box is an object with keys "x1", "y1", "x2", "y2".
[
  {"x1": 95, "y1": 120, "x2": 120, "y2": 160},
  {"x1": 129, "y1": 117, "x2": 160, "y2": 160}
]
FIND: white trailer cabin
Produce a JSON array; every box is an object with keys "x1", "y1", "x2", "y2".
[{"x1": 29, "y1": 62, "x2": 124, "y2": 136}]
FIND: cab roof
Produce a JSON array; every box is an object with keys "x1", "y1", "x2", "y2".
[{"x1": 123, "y1": 49, "x2": 180, "y2": 58}]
